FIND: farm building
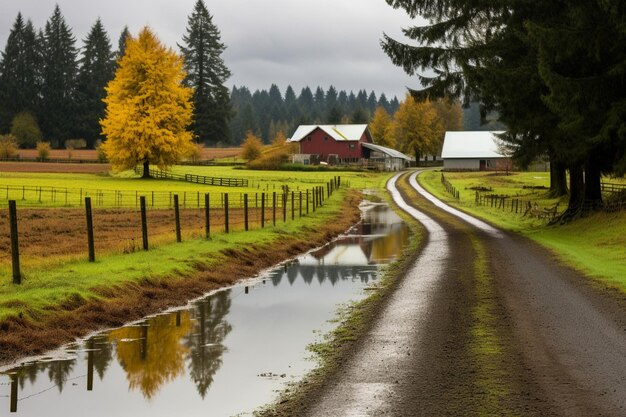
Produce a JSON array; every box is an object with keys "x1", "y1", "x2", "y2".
[
  {"x1": 289, "y1": 124, "x2": 411, "y2": 171},
  {"x1": 441, "y1": 131, "x2": 511, "y2": 171}
]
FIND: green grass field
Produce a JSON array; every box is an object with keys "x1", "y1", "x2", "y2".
[
  {"x1": 419, "y1": 170, "x2": 626, "y2": 292},
  {"x1": 0, "y1": 166, "x2": 391, "y2": 208}
]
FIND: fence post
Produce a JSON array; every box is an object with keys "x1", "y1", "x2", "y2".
[
  {"x1": 205, "y1": 193, "x2": 210, "y2": 238},
  {"x1": 140, "y1": 196, "x2": 148, "y2": 250},
  {"x1": 282, "y1": 192, "x2": 287, "y2": 222},
  {"x1": 85, "y1": 197, "x2": 95, "y2": 262},
  {"x1": 306, "y1": 190, "x2": 310, "y2": 214},
  {"x1": 273, "y1": 192, "x2": 277, "y2": 226},
  {"x1": 174, "y1": 194, "x2": 181, "y2": 242},
  {"x1": 299, "y1": 191, "x2": 302, "y2": 218},
  {"x1": 8, "y1": 200, "x2": 21, "y2": 284},
  {"x1": 291, "y1": 191, "x2": 295, "y2": 220},
  {"x1": 244, "y1": 194, "x2": 249, "y2": 231},
  {"x1": 10, "y1": 374, "x2": 17, "y2": 412},
  {"x1": 224, "y1": 193, "x2": 229, "y2": 233},
  {"x1": 261, "y1": 193, "x2": 265, "y2": 228}
]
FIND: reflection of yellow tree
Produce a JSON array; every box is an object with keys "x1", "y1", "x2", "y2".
[
  {"x1": 109, "y1": 312, "x2": 191, "y2": 399},
  {"x1": 370, "y1": 225, "x2": 410, "y2": 264}
]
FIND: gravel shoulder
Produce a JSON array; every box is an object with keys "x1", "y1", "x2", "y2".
[{"x1": 276, "y1": 171, "x2": 626, "y2": 416}]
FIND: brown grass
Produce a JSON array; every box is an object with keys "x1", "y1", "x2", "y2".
[
  {"x1": 0, "y1": 207, "x2": 273, "y2": 267},
  {"x1": 15, "y1": 147, "x2": 241, "y2": 161},
  {"x1": 0, "y1": 190, "x2": 362, "y2": 365},
  {"x1": 0, "y1": 161, "x2": 110, "y2": 173}
]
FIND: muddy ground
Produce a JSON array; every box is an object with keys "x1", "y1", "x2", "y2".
[
  {"x1": 0, "y1": 191, "x2": 362, "y2": 365},
  {"x1": 262, "y1": 172, "x2": 626, "y2": 417}
]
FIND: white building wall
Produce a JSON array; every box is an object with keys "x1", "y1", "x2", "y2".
[{"x1": 444, "y1": 158, "x2": 480, "y2": 170}]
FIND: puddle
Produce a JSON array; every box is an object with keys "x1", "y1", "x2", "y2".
[{"x1": 0, "y1": 203, "x2": 409, "y2": 416}]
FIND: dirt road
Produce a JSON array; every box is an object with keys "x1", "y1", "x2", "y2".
[{"x1": 299, "y1": 171, "x2": 626, "y2": 416}]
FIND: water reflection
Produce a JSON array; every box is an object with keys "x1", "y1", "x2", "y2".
[{"x1": 0, "y1": 203, "x2": 408, "y2": 416}]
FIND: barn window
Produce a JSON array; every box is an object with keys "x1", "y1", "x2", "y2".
[
  {"x1": 349, "y1": 143, "x2": 355, "y2": 149},
  {"x1": 324, "y1": 136, "x2": 328, "y2": 141}
]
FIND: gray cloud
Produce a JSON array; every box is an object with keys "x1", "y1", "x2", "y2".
[{"x1": 1, "y1": 0, "x2": 423, "y2": 98}]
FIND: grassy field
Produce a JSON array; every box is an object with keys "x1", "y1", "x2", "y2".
[
  {"x1": 419, "y1": 170, "x2": 626, "y2": 292},
  {"x1": 0, "y1": 166, "x2": 389, "y2": 208},
  {"x1": 0, "y1": 167, "x2": 394, "y2": 325}
]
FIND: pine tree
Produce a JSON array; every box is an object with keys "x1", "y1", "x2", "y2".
[
  {"x1": 75, "y1": 19, "x2": 115, "y2": 148},
  {"x1": 381, "y1": 0, "x2": 574, "y2": 208},
  {"x1": 101, "y1": 28, "x2": 194, "y2": 177},
  {"x1": 180, "y1": 0, "x2": 232, "y2": 145},
  {"x1": 40, "y1": 5, "x2": 78, "y2": 146},
  {"x1": 0, "y1": 14, "x2": 41, "y2": 132},
  {"x1": 116, "y1": 26, "x2": 130, "y2": 61},
  {"x1": 528, "y1": 1, "x2": 626, "y2": 213}
]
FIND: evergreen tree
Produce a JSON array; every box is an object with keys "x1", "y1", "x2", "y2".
[
  {"x1": 40, "y1": 5, "x2": 78, "y2": 146},
  {"x1": 0, "y1": 14, "x2": 41, "y2": 132},
  {"x1": 351, "y1": 107, "x2": 369, "y2": 124},
  {"x1": 314, "y1": 86, "x2": 325, "y2": 114},
  {"x1": 101, "y1": 27, "x2": 194, "y2": 177},
  {"x1": 75, "y1": 18, "x2": 115, "y2": 148},
  {"x1": 367, "y1": 91, "x2": 378, "y2": 114},
  {"x1": 180, "y1": 0, "x2": 232, "y2": 145},
  {"x1": 528, "y1": 1, "x2": 625, "y2": 212},
  {"x1": 116, "y1": 26, "x2": 130, "y2": 61},
  {"x1": 381, "y1": 0, "x2": 574, "y2": 209},
  {"x1": 327, "y1": 106, "x2": 343, "y2": 124}
]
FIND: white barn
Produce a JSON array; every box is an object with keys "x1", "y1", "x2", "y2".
[{"x1": 441, "y1": 131, "x2": 511, "y2": 171}]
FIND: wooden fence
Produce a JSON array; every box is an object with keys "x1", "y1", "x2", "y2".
[{"x1": 3, "y1": 176, "x2": 343, "y2": 285}]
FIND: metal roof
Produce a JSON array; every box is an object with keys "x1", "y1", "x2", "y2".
[
  {"x1": 441, "y1": 131, "x2": 506, "y2": 159},
  {"x1": 362, "y1": 143, "x2": 412, "y2": 161},
  {"x1": 289, "y1": 124, "x2": 369, "y2": 142}
]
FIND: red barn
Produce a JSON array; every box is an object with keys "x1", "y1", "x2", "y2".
[{"x1": 288, "y1": 124, "x2": 373, "y2": 164}]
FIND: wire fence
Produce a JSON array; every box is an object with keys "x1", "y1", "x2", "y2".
[
  {"x1": 439, "y1": 174, "x2": 626, "y2": 220},
  {"x1": 0, "y1": 184, "x2": 332, "y2": 209},
  {"x1": 2, "y1": 177, "x2": 344, "y2": 284}
]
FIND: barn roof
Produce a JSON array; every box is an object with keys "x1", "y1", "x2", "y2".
[
  {"x1": 289, "y1": 124, "x2": 370, "y2": 142},
  {"x1": 362, "y1": 143, "x2": 412, "y2": 161},
  {"x1": 441, "y1": 131, "x2": 506, "y2": 159}
]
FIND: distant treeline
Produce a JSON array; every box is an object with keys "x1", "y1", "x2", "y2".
[
  {"x1": 0, "y1": 4, "x2": 401, "y2": 150},
  {"x1": 230, "y1": 85, "x2": 400, "y2": 144}
]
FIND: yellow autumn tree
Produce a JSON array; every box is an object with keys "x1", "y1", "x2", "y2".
[
  {"x1": 369, "y1": 106, "x2": 396, "y2": 148},
  {"x1": 100, "y1": 27, "x2": 194, "y2": 178},
  {"x1": 240, "y1": 131, "x2": 263, "y2": 161},
  {"x1": 394, "y1": 94, "x2": 440, "y2": 164}
]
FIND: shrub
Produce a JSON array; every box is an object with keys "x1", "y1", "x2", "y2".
[
  {"x1": 186, "y1": 143, "x2": 205, "y2": 163},
  {"x1": 241, "y1": 131, "x2": 263, "y2": 161},
  {"x1": 36, "y1": 141, "x2": 51, "y2": 161},
  {"x1": 0, "y1": 134, "x2": 19, "y2": 158},
  {"x1": 10, "y1": 112, "x2": 42, "y2": 148},
  {"x1": 96, "y1": 141, "x2": 108, "y2": 163}
]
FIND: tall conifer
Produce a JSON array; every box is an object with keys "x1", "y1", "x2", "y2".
[
  {"x1": 0, "y1": 14, "x2": 41, "y2": 132},
  {"x1": 76, "y1": 19, "x2": 115, "y2": 148},
  {"x1": 40, "y1": 5, "x2": 78, "y2": 145},
  {"x1": 180, "y1": 0, "x2": 232, "y2": 144}
]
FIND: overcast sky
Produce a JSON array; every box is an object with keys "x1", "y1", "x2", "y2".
[{"x1": 1, "y1": 0, "x2": 425, "y2": 99}]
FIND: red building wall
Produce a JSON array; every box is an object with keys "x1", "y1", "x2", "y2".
[{"x1": 298, "y1": 128, "x2": 371, "y2": 161}]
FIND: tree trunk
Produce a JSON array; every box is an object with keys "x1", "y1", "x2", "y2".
[
  {"x1": 556, "y1": 162, "x2": 584, "y2": 223},
  {"x1": 414, "y1": 146, "x2": 421, "y2": 167},
  {"x1": 142, "y1": 160, "x2": 151, "y2": 178},
  {"x1": 584, "y1": 156, "x2": 602, "y2": 209},
  {"x1": 549, "y1": 160, "x2": 568, "y2": 197}
]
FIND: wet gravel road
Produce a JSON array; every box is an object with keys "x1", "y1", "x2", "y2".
[{"x1": 302, "y1": 171, "x2": 626, "y2": 416}]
